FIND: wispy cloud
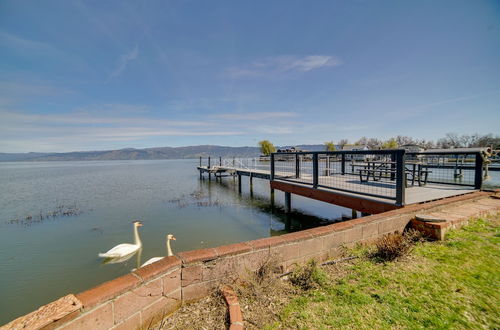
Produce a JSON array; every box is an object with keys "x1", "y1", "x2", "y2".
[
  {"x1": 287, "y1": 56, "x2": 342, "y2": 72},
  {"x1": 0, "y1": 30, "x2": 57, "y2": 52},
  {"x1": 214, "y1": 111, "x2": 299, "y2": 120},
  {"x1": 0, "y1": 109, "x2": 209, "y2": 127},
  {"x1": 0, "y1": 30, "x2": 87, "y2": 70},
  {"x1": 226, "y1": 55, "x2": 342, "y2": 78},
  {"x1": 107, "y1": 45, "x2": 139, "y2": 81},
  {"x1": 0, "y1": 106, "x2": 246, "y2": 152},
  {"x1": 385, "y1": 94, "x2": 484, "y2": 120},
  {"x1": 0, "y1": 81, "x2": 74, "y2": 97}
]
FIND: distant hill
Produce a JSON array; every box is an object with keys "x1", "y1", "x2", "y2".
[{"x1": 0, "y1": 144, "x2": 327, "y2": 162}]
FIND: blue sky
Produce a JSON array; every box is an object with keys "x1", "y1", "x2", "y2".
[{"x1": 0, "y1": 0, "x2": 499, "y2": 152}]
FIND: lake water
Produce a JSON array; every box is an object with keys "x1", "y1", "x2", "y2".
[{"x1": 0, "y1": 159, "x2": 360, "y2": 324}]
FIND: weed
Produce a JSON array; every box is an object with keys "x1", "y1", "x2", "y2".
[{"x1": 289, "y1": 259, "x2": 328, "y2": 290}]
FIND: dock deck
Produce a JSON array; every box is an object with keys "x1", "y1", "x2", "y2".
[{"x1": 197, "y1": 164, "x2": 477, "y2": 213}]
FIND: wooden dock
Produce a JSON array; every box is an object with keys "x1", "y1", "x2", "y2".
[{"x1": 197, "y1": 164, "x2": 477, "y2": 214}]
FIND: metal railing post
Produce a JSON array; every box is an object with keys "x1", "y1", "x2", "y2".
[
  {"x1": 208, "y1": 156, "x2": 211, "y2": 169},
  {"x1": 390, "y1": 152, "x2": 396, "y2": 181},
  {"x1": 341, "y1": 154, "x2": 345, "y2": 175},
  {"x1": 313, "y1": 153, "x2": 319, "y2": 188},
  {"x1": 326, "y1": 155, "x2": 330, "y2": 176},
  {"x1": 474, "y1": 153, "x2": 484, "y2": 189},
  {"x1": 219, "y1": 156, "x2": 222, "y2": 166},
  {"x1": 270, "y1": 153, "x2": 275, "y2": 181},
  {"x1": 295, "y1": 153, "x2": 300, "y2": 178},
  {"x1": 395, "y1": 150, "x2": 406, "y2": 206},
  {"x1": 199, "y1": 156, "x2": 202, "y2": 167}
]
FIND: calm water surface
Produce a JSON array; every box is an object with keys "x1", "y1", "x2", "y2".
[{"x1": 0, "y1": 159, "x2": 360, "y2": 324}]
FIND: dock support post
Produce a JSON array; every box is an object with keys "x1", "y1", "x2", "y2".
[
  {"x1": 270, "y1": 153, "x2": 275, "y2": 181},
  {"x1": 249, "y1": 173, "x2": 253, "y2": 196},
  {"x1": 395, "y1": 150, "x2": 406, "y2": 206},
  {"x1": 351, "y1": 209, "x2": 358, "y2": 219},
  {"x1": 270, "y1": 188, "x2": 275, "y2": 207},
  {"x1": 238, "y1": 174, "x2": 242, "y2": 193},
  {"x1": 341, "y1": 154, "x2": 345, "y2": 175},
  {"x1": 285, "y1": 192, "x2": 291, "y2": 213},
  {"x1": 295, "y1": 154, "x2": 300, "y2": 178},
  {"x1": 208, "y1": 156, "x2": 211, "y2": 181},
  {"x1": 313, "y1": 153, "x2": 319, "y2": 188},
  {"x1": 474, "y1": 153, "x2": 484, "y2": 189},
  {"x1": 285, "y1": 214, "x2": 291, "y2": 231}
]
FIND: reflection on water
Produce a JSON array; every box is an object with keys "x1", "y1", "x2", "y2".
[{"x1": 102, "y1": 248, "x2": 141, "y2": 267}]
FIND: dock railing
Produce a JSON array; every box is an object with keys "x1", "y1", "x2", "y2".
[
  {"x1": 406, "y1": 149, "x2": 486, "y2": 189},
  {"x1": 198, "y1": 156, "x2": 266, "y2": 171},
  {"x1": 271, "y1": 150, "x2": 406, "y2": 205},
  {"x1": 198, "y1": 148, "x2": 487, "y2": 206},
  {"x1": 270, "y1": 149, "x2": 487, "y2": 206}
]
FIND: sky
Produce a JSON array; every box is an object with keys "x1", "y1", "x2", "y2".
[{"x1": 0, "y1": 0, "x2": 499, "y2": 153}]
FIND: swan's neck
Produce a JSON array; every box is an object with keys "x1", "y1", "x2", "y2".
[
  {"x1": 134, "y1": 225, "x2": 142, "y2": 247},
  {"x1": 166, "y1": 239, "x2": 173, "y2": 256}
]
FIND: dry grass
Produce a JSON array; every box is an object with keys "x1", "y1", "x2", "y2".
[
  {"x1": 152, "y1": 291, "x2": 228, "y2": 330},
  {"x1": 233, "y1": 256, "x2": 297, "y2": 329},
  {"x1": 153, "y1": 255, "x2": 293, "y2": 329},
  {"x1": 370, "y1": 229, "x2": 423, "y2": 262}
]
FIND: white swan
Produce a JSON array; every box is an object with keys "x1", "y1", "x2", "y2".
[
  {"x1": 98, "y1": 221, "x2": 143, "y2": 258},
  {"x1": 141, "y1": 234, "x2": 176, "y2": 267}
]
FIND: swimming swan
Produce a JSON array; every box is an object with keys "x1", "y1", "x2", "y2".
[
  {"x1": 141, "y1": 234, "x2": 176, "y2": 267},
  {"x1": 98, "y1": 221, "x2": 143, "y2": 258}
]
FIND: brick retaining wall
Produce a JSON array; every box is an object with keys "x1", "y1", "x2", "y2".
[{"x1": 3, "y1": 190, "x2": 499, "y2": 330}]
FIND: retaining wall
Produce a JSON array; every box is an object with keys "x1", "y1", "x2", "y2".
[{"x1": 3, "y1": 190, "x2": 498, "y2": 330}]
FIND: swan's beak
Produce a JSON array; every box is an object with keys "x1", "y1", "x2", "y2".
[
  {"x1": 171, "y1": 236, "x2": 176, "y2": 240},
  {"x1": 137, "y1": 222, "x2": 143, "y2": 227}
]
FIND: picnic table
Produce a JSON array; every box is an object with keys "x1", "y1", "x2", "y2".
[{"x1": 358, "y1": 160, "x2": 431, "y2": 186}]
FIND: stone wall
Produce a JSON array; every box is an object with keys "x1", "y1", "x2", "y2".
[{"x1": 3, "y1": 190, "x2": 498, "y2": 330}]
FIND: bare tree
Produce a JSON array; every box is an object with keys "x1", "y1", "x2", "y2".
[
  {"x1": 395, "y1": 135, "x2": 416, "y2": 146},
  {"x1": 338, "y1": 139, "x2": 349, "y2": 148},
  {"x1": 355, "y1": 137, "x2": 368, "y2": 146}
]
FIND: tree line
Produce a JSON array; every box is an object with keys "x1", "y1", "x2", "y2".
[{"x1": 258, "y1": 133, "x2": 499, "y2": 155}]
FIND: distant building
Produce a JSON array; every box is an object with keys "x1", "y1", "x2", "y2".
[
  {"x1": 341, "y1": 144, "x2": 370, "y2": 151},
  {"x1": 401, "y1": 144, "x2": 425, "y2": 153},
  {"x1": 341, "y1": 144, "x2": 372, "y2": 161}
]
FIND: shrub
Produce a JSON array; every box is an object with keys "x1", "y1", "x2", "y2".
[{"x1": 370, "y1": 230, "x2": 422, "y2": 262}]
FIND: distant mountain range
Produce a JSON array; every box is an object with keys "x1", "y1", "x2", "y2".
[{"x1": 0, "y1": 144, "x2": 326, "y2": 162}]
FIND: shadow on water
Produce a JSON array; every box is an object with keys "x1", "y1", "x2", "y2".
[{"x1": 197, "y1": 176, "x2": 356, "y2": 234}]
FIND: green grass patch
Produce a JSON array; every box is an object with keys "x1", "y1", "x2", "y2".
[{"x1": 268, "y1": 215, "x2": 500, "y2": 329}]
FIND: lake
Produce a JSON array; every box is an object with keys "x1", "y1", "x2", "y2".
[{"x1": 0, "y1": 159, "x2": 359, "y2": 324}]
